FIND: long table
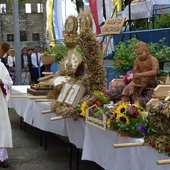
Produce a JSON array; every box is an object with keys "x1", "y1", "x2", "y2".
[
  {"x1": 82, "y1": 124, "x2": 170, "y2": 170},
  {"x1": 122, "y1": 0, "x2": 170, "y2": 20},
  {"x1": 8, "y1": 85, "x2": 170, "y2": 170}
]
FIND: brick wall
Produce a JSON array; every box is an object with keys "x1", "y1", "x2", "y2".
[{"x1": 0, "y1": 0, "x2": 46, "y2": 47}]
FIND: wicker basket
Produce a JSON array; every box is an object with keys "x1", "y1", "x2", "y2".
[{"x1": 41, "y1": 54, "x2": 55, "y2": 65}]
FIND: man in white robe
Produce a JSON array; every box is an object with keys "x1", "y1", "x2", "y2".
[{"x1": 0, "y1": 62, "x2": 13, "y2": 168}]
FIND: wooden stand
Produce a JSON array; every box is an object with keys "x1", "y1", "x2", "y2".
[
  {"x1": 51, "y1": 116, "x2": 65, "y2": 121},
  {"x1": 27, "y1": 88, "x2": 53, "y2": 96},
  {"x1": 157, "y1": 159, "x2": 170, "y2": 165},
  {"x1": 113, "y1": 142, "x2": 144, "y2": 148},
  {"x1": 41, "y1": 110, "x2": 53, "y2": 114}
]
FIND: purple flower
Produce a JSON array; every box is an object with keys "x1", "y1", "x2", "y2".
[
  {"x1": 138, "y1": 124, "x2": 147, "y2": 135},
  {"x1": 106, "y1": 111, "x2": 112, "y2": 118},
  {"x1": 158, "y1": 102, "x2": 164, "y2": 109}
]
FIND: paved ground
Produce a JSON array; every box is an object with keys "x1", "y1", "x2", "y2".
[{"x1": 5, "y1": 109, "x2": 104, "y2": 170}]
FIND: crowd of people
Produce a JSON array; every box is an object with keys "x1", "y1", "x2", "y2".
[{"x1": 0, "y1": 45, "x2": 45, "y2": 85}]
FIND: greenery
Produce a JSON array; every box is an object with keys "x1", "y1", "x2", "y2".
[
  {"x1": 113, "y1": 37, "x2": 170, "y2": 73},
  {"x1": 113, "y1": 38, "x2": 140, "y2": 73},
  {"x1": 7, "y1": 0, "x2": 26, "y2": 5},
  {"x1": 112, "y1": 116, "x2": 147, "y2": 137},
  {"x1": 43, "y1": 43, "x2": 68, "y2": 63},
  {"x1": 158, "y1": 69, "x2": 170, "y2": 76},
  {"x1": 148, "y1": 38, "x2": 170, "y2": 61},
  {"x1": 155, "y1": 12, "x2": 170, "y2": 29}
]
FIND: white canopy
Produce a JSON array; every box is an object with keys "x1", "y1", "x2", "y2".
[{"x1": 122, "y1": 0, "x2": 170, "y2": 20}]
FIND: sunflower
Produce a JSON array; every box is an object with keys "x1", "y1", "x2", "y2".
[
  {"x1": 134, "y1": 101, "x2": 144, "y2": 112},
  {"x1": 107, "y1": 119, "x2": 111, "y2": 129},
  {"x1": 80, "y1": 102, "x2": 88, "y2": 117},
  {"x1": 116, "y1": 113, "x2": 130, "y2": 124},
  {"x1": 115, "y1": 102, "x2": 127, "y2": 114}
]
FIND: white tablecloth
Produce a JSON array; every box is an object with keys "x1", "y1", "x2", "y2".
[
  {"x1": 66, "y1": 118, "x2": 85, "y2": 149},
  {"x1": 122, "y1": 0, "x2": 170, "y2": 20},
  {"x1": 82, "y1": 124, "x2": 170, "y2": 170},
  {"x1": 8, "y1": 85, "x2": 68, "y2": 137},
  {"x1": 9, "y1": 86, "x2": 170, "y2": 169}
]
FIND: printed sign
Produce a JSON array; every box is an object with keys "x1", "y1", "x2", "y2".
[
  {"x1": 102, "y1": 18, "x2": 125, "y2": 34},
  {"x1": 86, "y1": 104, "x2": 107, "y2": 130}
]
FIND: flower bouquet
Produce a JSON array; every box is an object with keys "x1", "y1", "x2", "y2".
[
  {"x1": 105, "y1": 102, "x2": 147, "y2": 137},
  {"x1": 141, "y1": 98, "x2": 170, "y2": 156}
]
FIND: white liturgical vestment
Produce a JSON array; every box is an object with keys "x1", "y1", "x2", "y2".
[{"x1": 0, "y1": 62, "x2": 13, "y2": 148}]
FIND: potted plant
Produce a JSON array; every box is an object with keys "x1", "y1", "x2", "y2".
[{"x1": 41, "y1": 43, "x2": 68, "y2": 72}]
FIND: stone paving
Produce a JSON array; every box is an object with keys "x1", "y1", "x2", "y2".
[{"x1": 5, "y1": 109, "x2": 104, "y2": 170}]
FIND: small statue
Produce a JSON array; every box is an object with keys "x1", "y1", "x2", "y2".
[{"x1": 121, "y1": 41, "x2": 159, "y2": 102}]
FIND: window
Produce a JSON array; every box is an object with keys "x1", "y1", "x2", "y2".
[
  {"x1": 7, "y1": 34, "x2": 14, "y2": 42},
  {"x1": 20, "y1": 31, "x2": 27, "y2": 41},
  {"x1": 37, "y1": 3, "x2": 43, "y2": 13},
  {"x1": 32, "y1": 33, "x2": 40, "y2": 41},
  {"x1": 0, "y1": 4, "x2": 6, "y2": 14},
  {"x1": 25, "y1": 3, "x2": 31, "y2": 13}
]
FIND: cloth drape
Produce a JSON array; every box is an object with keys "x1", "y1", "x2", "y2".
[
  {"x1": 53, "y1": 0, "x2": 63, "y2": 40},
  {"x1": 89, "y1": 0, "x2": 101, "y2": 34}
]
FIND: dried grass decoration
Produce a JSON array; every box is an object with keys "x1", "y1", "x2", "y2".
[
  {"x1": 63, "y1": 16, "x2": 78, "y2": 49},
  {"x1": 143, "y1": 99, "x2": 170, "y2": 156},
  {"x1": 78, "y1": 14, "x2": 106, "y2": 93}
]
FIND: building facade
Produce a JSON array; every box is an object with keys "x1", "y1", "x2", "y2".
[{"x1": 0, "y1": 0, "x2": 46, "y2": 47}]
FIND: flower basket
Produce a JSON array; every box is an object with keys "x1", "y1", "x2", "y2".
[
  {"x1": 41, "y1": 54, "x2": 55, "y2": 65},
  {"x1": 86, "y1": 104, "x2": 107, "y2": 130}
]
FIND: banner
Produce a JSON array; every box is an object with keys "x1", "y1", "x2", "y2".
[
  {"x1": 53, "y1": 0, "x2": 63, "y2": 40},
  {"x1": 46, "y1": 0, "x2": 55, "y2": 43},
  {"x1": 114, "y1": 0, "x2": 122, "y2": 12},
  {"x1": 89, "y1": 0, "x2": 101, "y2": 34},
  {"x1": 105, "y1": 0, "x2": 113, "y2": 18}
]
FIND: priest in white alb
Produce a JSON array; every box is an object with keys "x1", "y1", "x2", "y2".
[{"x1": 0, "y1": 42, "x2": 13, "y2": 168}]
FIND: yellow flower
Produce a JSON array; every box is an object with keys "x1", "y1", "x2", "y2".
[
  {"x1": 116, "y1": 113, "x2": 130, "y2": 124},
  {"x1": 80, "y1": 102, "x2": 88, "y2": 117},
  {"x1": 107, "y1": 119, "x2": 111, "y2": 129},
  {"x1": 134, "y1": 101, "x2": 145, "y2": 112},
  {"x1": 115, "y1": 102, "x2": 127, "y2": 114}
]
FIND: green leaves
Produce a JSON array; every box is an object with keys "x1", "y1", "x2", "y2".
[
  {"x1": 148, "y1": 37, "x2": 170, "y2": 61},
  {"x1": 43, "y1": 43, "x2": 68, "y2": 63},
  {"x1": 7, "y1": 0, "x2": 26, "y2": 5},
  {"x1": 155, "y1": 12, "x2": 170, "y2": 29},
  {"x1": 113, "y1": 37, "x2": 170, "y2": 74},
  {"x1": 113, "y1": 38, "x2": 140, "y2": 73}
]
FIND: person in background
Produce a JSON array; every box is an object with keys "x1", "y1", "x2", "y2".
[
  {"x1": 0, "y1": 42, "x2": 13, "y2": 168},
  {"x1": 3, "y1": 51, "x2": 10, "y2": 70},
  {"x1": 37, "y1": 46, "x2": 42, "y2": 54},
  {"x1": 27, "y1": 48, "x2": 33, "y2": 56},
  {"x1": 21, "y1": 47, "x2": 32, "y2": 85},
  {"x1": 0, "y1": 54, "x2": 7, "y2": 67},
  {"x1": 7, "y1": 48, "x2": 16, "y2": 84},
  {"x1": 0, "y1": 44, "x2": 10, "y2": 69},
  {"x1": 31, "y1": 46, "x2": 44, "y2": 83}
]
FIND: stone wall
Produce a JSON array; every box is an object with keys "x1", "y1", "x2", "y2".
[{"x1": 0, "y1": 0, "x2": 46, "y2": 47}]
